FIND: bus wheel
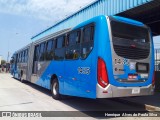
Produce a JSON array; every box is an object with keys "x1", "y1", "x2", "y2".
[
  {"x1": 20, "y1": 70, "x2": 24, "y2": 83},
  {"x1": 20, "y1": 78, "x2": 24, "y2": 83},
  {"x1": 51, "y1": 79, "x2": 61, "y2": 100}
]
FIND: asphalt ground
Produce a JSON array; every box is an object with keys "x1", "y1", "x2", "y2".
[
  {"x1": 0, "y1": 73, "x2": 159, "y2": 120},
  {"x1": 118, "y1": 91, "x2": 160, "y2": 111}
]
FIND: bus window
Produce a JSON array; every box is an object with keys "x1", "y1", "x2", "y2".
[
  {"x1": 18, "y1": 53, "x2": 20, "y2": 63},
  {"x1": 81, "y1": 25, "x2": 94, "y2": 59},
  {"x1": 34, "y1": 45, "x2": 39, "y2": 61},
  {"x1": 22, "y1": 51, "x2": 24, "y2": 62},
  {"x1": 22, "y1": 51, "x2": 25, "y2": 63},
  {"x1": 19, "y1": 52, "x2": 22, "y2": 63},
  {"x1": 33, "y1": 45, "x2": 39, "y2": 74},
  {"x1": 111, "y1": 20, "x2": 150, "y2": 59},
  {"x1": 39, "y1": 42, "x2": 46, "y2": 61},
  {"x1": 56, "y1": 36, "x2": 65, "y2": 48},
  {"x1": 17, "y1": 54, "x2": 19, "y2": 63},
  {"x1": 46, "y1": 40, "x2": 55, "y2": 61},
  {"x1": 21, "y1": 52, "x2": 23, "y2": 63},
  {"x1": 55, "y1": 36, "x2": 65, "y2": 60},
  {"x1": 25, "y1": 49, "x2": 28, "y2": 62},
  {"x1": 65, "y1": 31, "x2": 80, "y2": 60}
]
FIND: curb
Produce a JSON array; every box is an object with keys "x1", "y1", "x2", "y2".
[
  {"x1": 118, "y1": 98, "x2": 160, "y2": 111},
  {"x1": 145, "y1": 104, "x2": 160, "y2": 111}
]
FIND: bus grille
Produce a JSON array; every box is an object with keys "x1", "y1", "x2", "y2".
[{"x1": 113, "y1": 45, "x2": 150, "y2": 59}]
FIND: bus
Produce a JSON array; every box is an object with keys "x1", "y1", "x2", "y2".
[{"x1": 11, "y1": 15, "x2": 155, "y2": 100}]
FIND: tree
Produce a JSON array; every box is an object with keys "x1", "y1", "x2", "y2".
[{"x1": 1, "y1": 60, "x2": 6, "y2": 65}]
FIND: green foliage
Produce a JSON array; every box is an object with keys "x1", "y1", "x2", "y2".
[{"x1": 1, "y1": 60, "x2": 6, "y2": 65}]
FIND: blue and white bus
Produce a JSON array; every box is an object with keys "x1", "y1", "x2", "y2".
[{"x1": 11, "y1": 15, "x2": 155, "y2": 99}]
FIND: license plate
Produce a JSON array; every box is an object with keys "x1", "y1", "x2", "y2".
[
  {"x1": 132, "y1": 88, "x2": 140, "y2": 94},
  {"x1": 128, "y1": 74, "x2": 138, "y2": 80}
]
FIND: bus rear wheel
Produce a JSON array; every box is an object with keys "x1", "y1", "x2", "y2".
[{"x1": 51, "y1": 79, "x2": 62, "y2": 100}]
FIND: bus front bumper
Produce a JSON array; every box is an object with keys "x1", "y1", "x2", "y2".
[{"x1": 96, "y1": 84, "x2": 154, "y2": 98}]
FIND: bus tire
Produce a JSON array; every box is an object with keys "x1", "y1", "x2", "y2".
[
  {"x1": 51, "y1": 79, "x2": 62, "y2": 100},
  {"x1": 20, "y1": 70, "x2": 24, "y2": 83},
  {"x1": 21, "y1": 78, "x2": 24, "y2": 83}
]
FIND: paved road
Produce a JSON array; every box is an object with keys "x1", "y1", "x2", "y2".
[{"x1": 0, "y1": 73, "x2": 158, "y2": 120}]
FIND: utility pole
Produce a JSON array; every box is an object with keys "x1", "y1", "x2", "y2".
[
  {"x1": 0, "y1": 55, "x2": 2, "y2": 65},
  {"x1": 7, "y1": 52, "x2": 9, "y2": 63}
]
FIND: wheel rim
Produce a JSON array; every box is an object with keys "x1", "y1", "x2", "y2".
[{"x1": 53, "y1": 82, "x2": 57, "y2": 95}]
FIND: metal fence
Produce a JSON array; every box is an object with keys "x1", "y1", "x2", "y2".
[{"x1": 155, "y1": 49, "x2": 160, "y2": 71}]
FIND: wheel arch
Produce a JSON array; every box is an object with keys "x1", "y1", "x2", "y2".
[
  {"x1": 50, "y1": 74, "x2": 58, "y2": 89},
  {"x1": 50, "y1": 74, "x2": 63, "y2": 100}
]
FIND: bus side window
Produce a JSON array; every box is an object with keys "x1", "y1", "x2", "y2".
[
  {"x1": 20, "y1": 53, "x2": 22, "y2": 62},
  {"x1": 18, "y1": 53, "x2": 20, "y2": 63},
  {"x1": 20, "y1": 52, "x2": 22, "y2": 63},
  {"x1": 55, "y1": 36, "x2": 65, "y2": 60},
  {"x1": 65, "y1": 30, "x2": 80, "y2": 60},
  {"x1": 17, "y1": 53, "x2": 19, "y2": 63},
  {"x1": 25, "y1": 49, "x2": 28, "y2": 63},
  {"x1": 21, "y1": 52, "x2": 23, "y2": 63},
  {"x1": 39, "y1": 42, "x2": 46, "y2": 61},
  {"x1": 81, "y1": 25, "x2": 94, "y2": 59},
  {"x1": 46, "y1": 39, "x2": 55, "y2": 61},
  {"x1": 16, "y1": 54, "x2": 18, "y2": 63},
  {"x1": 35, "y1": 45, "x2": 39, "y2": 61},
  {"x1": 33, "y1": 45, "x2": 39, "y2": 74},
  {"x1": 22, "y1": 51, "x2": 25, "y2": 63}
]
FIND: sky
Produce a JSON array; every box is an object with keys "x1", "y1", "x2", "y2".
[
  {"x1": 0, "y1": 0, "x2": 160, "y2": 61},
  {"x1": 0, "y1": 0, "x2": 95, "y2": 61}
]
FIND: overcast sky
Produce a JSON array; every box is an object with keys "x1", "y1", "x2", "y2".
[
  {"x1": 0, "y1": 0, "x2": 95, "y2": 61},
  {"x1": 0, "y1": 0, "x2": 159, "y2": 61}
]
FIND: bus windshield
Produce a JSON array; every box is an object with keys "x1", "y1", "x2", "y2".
[
  {"x1": 111, "y1": 20, "x2": 150, "y2": 44},
  {"x1": 110, "y1": 20, "x2": 150, "y2": 59}
]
